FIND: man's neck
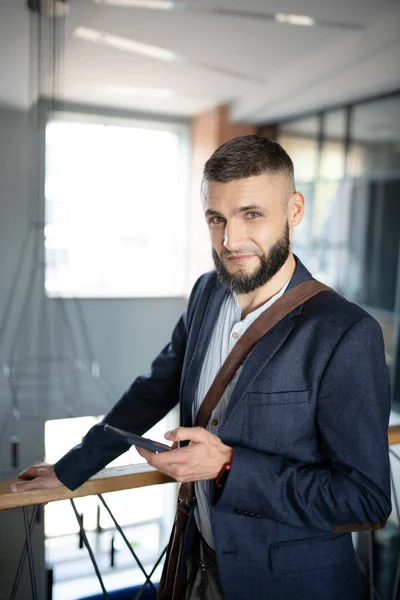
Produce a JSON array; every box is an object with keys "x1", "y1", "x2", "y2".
[{"x1": 237, "y1": 253, "x2": 296, "y2": 320}]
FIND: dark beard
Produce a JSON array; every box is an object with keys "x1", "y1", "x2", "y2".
[{"x1": 212, "y1": 222, "x2": 290, "y2": 294}]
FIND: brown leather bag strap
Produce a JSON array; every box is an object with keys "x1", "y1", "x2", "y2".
[{"x1": 195, "y1": 280, "x2": 331, "y2": 428}]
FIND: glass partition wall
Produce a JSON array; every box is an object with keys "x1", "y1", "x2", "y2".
[{"x1": 275, "y1": 92, "x2": 400, "y2": 411}]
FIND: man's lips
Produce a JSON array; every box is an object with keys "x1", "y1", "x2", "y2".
[{"x1": 226, "y1": 255, "x2": 255, "y2": 263}]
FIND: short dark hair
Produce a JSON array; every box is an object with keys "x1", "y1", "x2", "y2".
[{"x1": 202, "y1": 134, "x2": 295, "y2": 199}]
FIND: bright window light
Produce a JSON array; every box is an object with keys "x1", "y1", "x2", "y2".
[
  {"x1": 44, "y1": 114, "x2": 188, "y2": 298},
  {"x1": 275, "y1": 13, "x2": 315, "y2": 26}
]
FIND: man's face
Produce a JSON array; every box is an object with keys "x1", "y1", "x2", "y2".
[{"x1": 203, "y1": 174, "x2": 297, "y2": 294}]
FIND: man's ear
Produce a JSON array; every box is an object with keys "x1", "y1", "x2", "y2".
[{"x1": 288, "y1": 192, "x2": 305, "y2": 228}]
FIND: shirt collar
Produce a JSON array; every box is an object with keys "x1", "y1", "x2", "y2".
[{"x1": 232, "y1": 277, "x2": 292, "y2": 323}]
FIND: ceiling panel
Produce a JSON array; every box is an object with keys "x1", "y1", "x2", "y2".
[{"x1": 1, "y1": 0, "x2": 399, "y2": 122}]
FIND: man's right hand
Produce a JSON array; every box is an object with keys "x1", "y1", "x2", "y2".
[{"x1": 10, "y1": 462, "x2": 63, "y2": 493}]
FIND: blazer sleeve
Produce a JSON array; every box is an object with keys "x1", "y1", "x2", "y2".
[
  {"x1": 216, "y1": 316, "x2": 392, "y2": 532},
  {"x1": 54, "y1": 274, "x2": 207, "y2": 491}
]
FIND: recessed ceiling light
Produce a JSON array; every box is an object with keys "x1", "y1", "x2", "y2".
[
  {"x1": 74, "y1": 26, "x2": 181, "y2": 61},
  {"x1": 103, "y1": 85, "x2": 174, "y2": 98},
  {"x1": 275, "y1": 13, "x2": 315, "y2": 26},
  {"x1": 94, "y1": 0, "x2": 175, "y2": 9}
]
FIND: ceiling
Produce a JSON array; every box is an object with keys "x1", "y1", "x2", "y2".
[{"x1": 0, "y1": 0, "x2": 399, "y2": 124}]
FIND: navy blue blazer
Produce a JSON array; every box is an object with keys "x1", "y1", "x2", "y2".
[{"x1": 55, "y1": 257, "x2": 392, "y2": 600}]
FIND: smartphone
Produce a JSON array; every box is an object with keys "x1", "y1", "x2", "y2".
[{"x1": 103, "y1": 423, "x2": 171, "y2": 453}]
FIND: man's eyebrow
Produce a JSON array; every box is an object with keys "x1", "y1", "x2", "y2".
[
  {"x1": 234, "y1": 204, "x2": 265, "y2": 215},
  {"x1": 205, "y1": 208, "x2": 223, "y2": 217}
]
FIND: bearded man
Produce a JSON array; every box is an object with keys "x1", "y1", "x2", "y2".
[{"x1": 13, "y1": 135, "x2": 391, "y2": 600}]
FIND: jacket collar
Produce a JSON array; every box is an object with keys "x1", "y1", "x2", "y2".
[{"x1": 286, "y1": 254, "x2": 313, "y2": 291}]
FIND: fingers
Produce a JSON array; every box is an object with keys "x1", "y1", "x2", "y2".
[
  {"x1": 18, "y1": 464, "x2": 51, "y2": 480},
  {"x1": 135, "y1": 447, "x2": 153, "y2": 462},
  {"x1": 11, "y1": 477, "x2": 44, "y2": 493},
  {"x1": 11, "y1": 462, "x2": 60, "y2": 493},
  {"x1": 134, "y1": 445, "x2": 200, "y2": 483},
  {"x1": 18, "y1": 466, "x2": 39, "y2": 480},
  {"x1": 136, "y1": 445, "x2": 186, "y2": 464},
  {"x1": 11, "y1": 472, "x2": 62, "y2": 493},
  {"x1": 136, "y1": 444, "x2": 191, "y2": 479},
  {"x1": 164, "y1": 427, "x2": 209, "y2": 444},
  {"x1": 137, "y1": 428, "x2": 225, "y2": 483}
]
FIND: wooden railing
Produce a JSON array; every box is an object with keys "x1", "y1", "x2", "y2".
[
  {"x1": 0, "y1": 463, "x2": 173, "y2": 511},
  {"x1": 1, "y1": 425, "x2": 400, "y2": 511},
  {"x1": 389, "y1": 424, "x2": 400, "y2": 445}
]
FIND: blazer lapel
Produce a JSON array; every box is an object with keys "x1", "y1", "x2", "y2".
[
  {"x1": 181, "y1": 280, "x2": 227, "y2": 426},
  {"x1": 221, "y1": 307, "x2": 301, "y2": 429},
  {"x1": 221, "y1": 255, "x2": 314, "y2": 428}
]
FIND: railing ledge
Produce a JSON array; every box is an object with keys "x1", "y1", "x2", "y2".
[
  {"x1": 1, "y1": 425, "x2": 399, "y2": 511},
  {"x1": 389, "y1": 424, "x2": 400, "y2": 446},
  {"x1": 0, "y1": 464, "x2": 174, "y2": 511}
]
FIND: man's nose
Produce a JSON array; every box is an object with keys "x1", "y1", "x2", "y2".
[{"x1": 223, "y1": 221, "x2": 246, "y2": 251}]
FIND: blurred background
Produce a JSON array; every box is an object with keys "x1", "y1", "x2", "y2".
[{"x1": 0, "y1": 1, "x2": 399, "y2": 599}]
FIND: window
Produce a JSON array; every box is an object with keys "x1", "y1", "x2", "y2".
[
  {"x1": 348, "y1": 95, "x2": 400, "y2": 177},
  {"x1": 278, "y1": 116, "x2": 320, "y2": 182},
  {"x1": 45, "y1": 113, "x2": 189, "y2": 298},
  {"x1": 308, "y1": 180, "x2": 352, "y2": 290},
  {"x1": 276, "y1": 92, "x2": 400, "y2": 409},
  {"x1": 320, "y1": 110, "x2": 346, "y2": 180}
]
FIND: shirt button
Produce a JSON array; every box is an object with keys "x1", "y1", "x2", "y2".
[
  {"x1": 232, "y1": 332, "x2": 239, "y2": 339},
  {"x1": 212, "y1": 418, "x2": 219, "y2": 426}
]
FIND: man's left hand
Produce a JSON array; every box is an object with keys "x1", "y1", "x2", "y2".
[{"x1": 136, "y1": 427, "x2": 233, "y2": 483}]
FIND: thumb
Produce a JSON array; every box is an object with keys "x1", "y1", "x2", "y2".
[
  {"x1": 11, "y1": 478, "x2": 44, "y2": 493},
  {"x1": 165, "y1": 426, "x2": 206, "y2": 444}
]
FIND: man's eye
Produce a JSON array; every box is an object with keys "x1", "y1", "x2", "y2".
[
  {"x1": 247, "y1": 212, "x2": 262, "y2": 219},
  {"x1": 210, "y1": 216, "x2": 224, "y2": 225}
]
